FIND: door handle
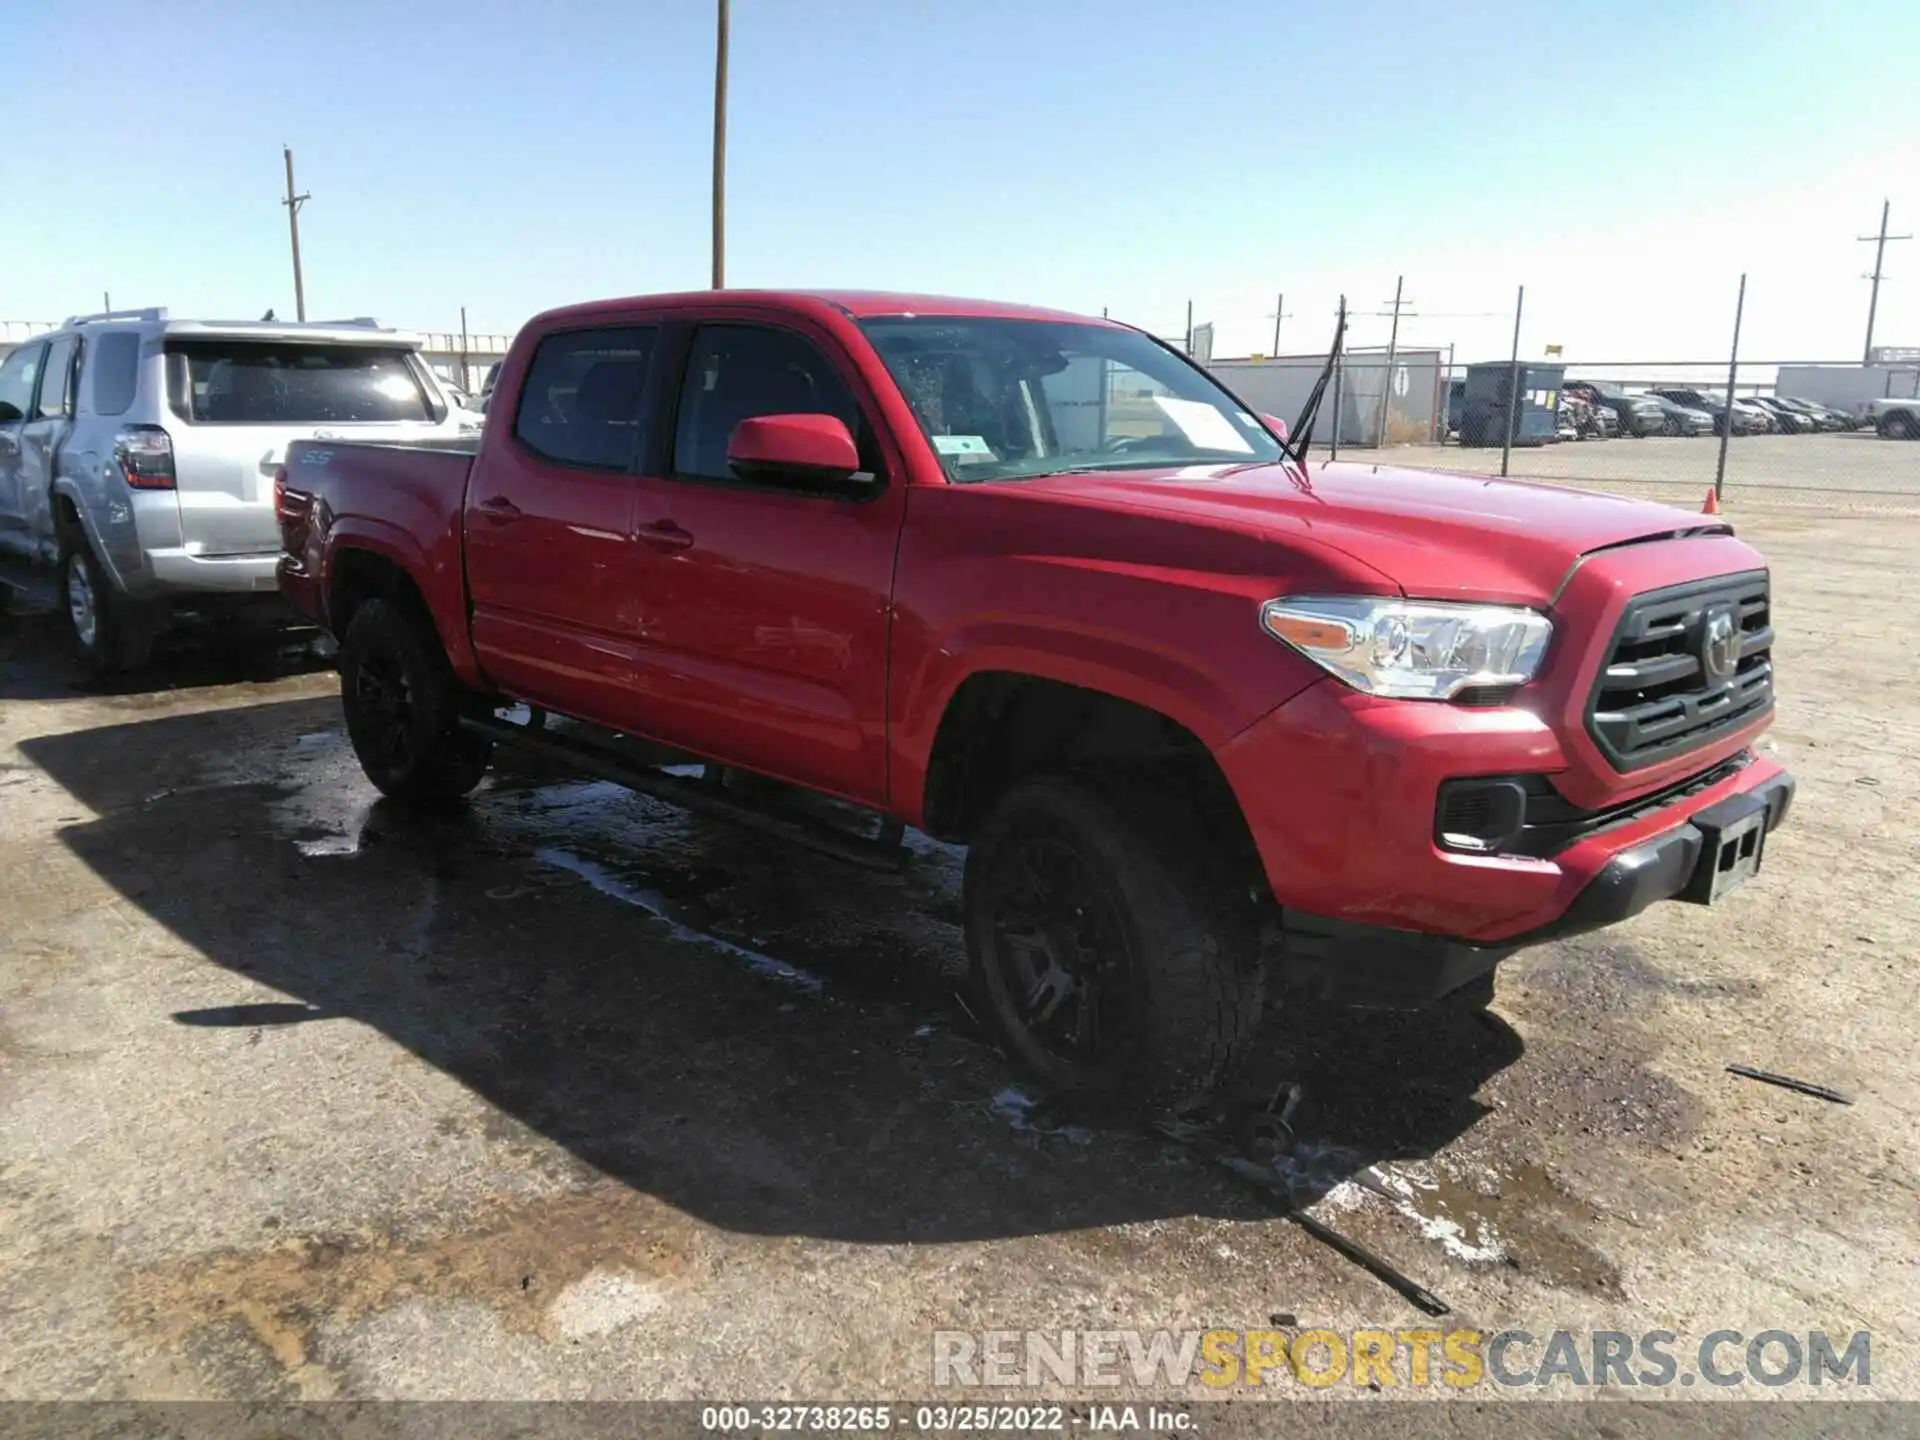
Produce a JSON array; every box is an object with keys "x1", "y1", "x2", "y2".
[
  {"x1": 636, "y1": 519, "x2": 693, "y2": 553},
  {"x1": 476, "y1": 495, "x2": 521, "y2": 523}
]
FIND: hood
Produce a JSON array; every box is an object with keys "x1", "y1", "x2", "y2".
[{"x1": 1013, "y1": 460, "x2": 1730, "y2": 607}]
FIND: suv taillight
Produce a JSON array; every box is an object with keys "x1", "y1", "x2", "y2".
[{"x1": 114, "y1": 425, "x2": 176, "y2": 490}]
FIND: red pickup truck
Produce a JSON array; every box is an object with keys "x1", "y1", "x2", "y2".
[{"x1": 277, "y1": 290, "x2": 1793, "y2": 1107}]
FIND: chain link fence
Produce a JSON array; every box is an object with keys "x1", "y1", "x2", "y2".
[{"x1": 1137, "y1": 281, "x2": 1920, "y2": 515}]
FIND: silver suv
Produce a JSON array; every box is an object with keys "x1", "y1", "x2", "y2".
[{"x1": 0, "y1": 307, "x2": 477, "y2": 671}]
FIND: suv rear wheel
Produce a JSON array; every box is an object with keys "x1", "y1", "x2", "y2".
[
  {"x1": 59, "y1": 534, "x2": 154, "y2": 674},
  {"x1": 963, "y1": 774, "x2": 1265, "y2": 1110},
  {"x1": 339, "y1": 598, "x2": 491, "y2": 805}
]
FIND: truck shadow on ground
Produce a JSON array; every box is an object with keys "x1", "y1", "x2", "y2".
[
  {"x1": 1, "y1": 587, "x2": 333, "y2": 702},
  {"x1": 20, "y1": 695, "x2": 1525, "y2": 1247}
]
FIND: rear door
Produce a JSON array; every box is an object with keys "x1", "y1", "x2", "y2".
[
  {"x1": 0, "y1": 342, "x2": 46, "y2": 540},
  {"x1": 462, "y1": 323, "x2": 658, "y2": 725},
  {"x1": 161, "y1": 336, "x2": 450, "y2": 558}
]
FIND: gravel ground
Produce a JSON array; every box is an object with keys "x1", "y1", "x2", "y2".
[{"x1": 0, "y1": 503, "x2": 1915, "y2": 1420}]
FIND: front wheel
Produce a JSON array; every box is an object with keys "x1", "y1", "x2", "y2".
[
  {"x1": 339, "y1": 598, "x2": 491, "y2": 805},
  {"x1": 963, "y1": 775, "x2": 1266, "y2": 1110},
  {"x1": 1879, "y1": 410, "x2": 1918, "y2": 440}
]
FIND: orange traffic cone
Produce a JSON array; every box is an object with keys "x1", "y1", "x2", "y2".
[{"x1": 1702, "y1": 487, "x2": 1720, "y2": 515}]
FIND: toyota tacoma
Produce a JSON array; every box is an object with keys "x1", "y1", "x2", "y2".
[{"x1": 277, "y1": 290, "x2": 1794, "y2": 1106}]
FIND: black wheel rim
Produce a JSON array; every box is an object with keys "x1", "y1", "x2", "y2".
[
  {"x1": 982, "y1": 825, "x2": 1131, "y2": 1068},
  {"x1": 353, "y1": 642, "x2": 416, "y2": 770}
]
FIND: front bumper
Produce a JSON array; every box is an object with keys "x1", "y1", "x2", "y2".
[{"x1": 1263, "y1": 771, "x2": 1794, "y2": 1006}]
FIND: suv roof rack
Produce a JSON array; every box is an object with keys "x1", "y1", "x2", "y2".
[{"x1": 61, "y1": 306, "x2": 168, "y2": 327}]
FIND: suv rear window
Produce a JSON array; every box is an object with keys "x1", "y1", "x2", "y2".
[{"x1": 164, "y1": 341, "x2": 434, "y2": 424}]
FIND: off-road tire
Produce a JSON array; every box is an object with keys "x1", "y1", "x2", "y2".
[
  {"x1": 964, "y1": 774, "x2": 1266, "y2": 1111},
  {"x1": 59, "y1": 532, "x2": 154, "y2": 674},
  {"x1": 339, "y1": 598, "x2": 491, "y2": 805}
]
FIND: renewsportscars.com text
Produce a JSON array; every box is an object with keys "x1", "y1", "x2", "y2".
[{"x1": 932, "y1": 1327, "x2": 1871, "y2": 1391}]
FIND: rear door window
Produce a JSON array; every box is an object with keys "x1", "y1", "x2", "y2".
[
  {"x1": 512, "y1": 327, "x2": 656, "y2": 471},
  {"x1": 0, "y1": 343, "x2": 44, "y2": 421},
  {"x1": 164, "y1": 341, "x2": 434, "y2": 423},
  {"x1": 88, "y1": 332, "x2": 143, "y2": 417}
]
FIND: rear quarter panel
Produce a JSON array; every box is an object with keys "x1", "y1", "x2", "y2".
[{"x1": 284, "y1": 440, "x2": 481, "y2": 684}]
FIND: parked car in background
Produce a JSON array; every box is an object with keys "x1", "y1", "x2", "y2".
[
  {"x1": 1873, "y1": 396, "x2": 1920, "y2": 439},
  {"x1": 0, "y1": 306, "x2": 477, "y2": 671},
  {"x1": 276, "y1": 287, "x2": 1794, "y2": 1106},
  {"x1": 1564, "y1": 380, "x2": 1664, "y2": 437},
  {"x1": 1649, "y1": 387, "x2": 1768, "y2": 436},
  {"x1": 1777, "y1": 396, "x2": 1861, "y2": 431},
  {"x1": 1745, "y1": 396, "x2": 1817, "y2": 434},
  {"x1": 1645, "y1": 396, "x2": 1716, "y2": 437}
]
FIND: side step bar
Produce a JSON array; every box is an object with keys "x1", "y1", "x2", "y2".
[{"x1": 459, "y1": 712, "x2": 906, "y2": 872}]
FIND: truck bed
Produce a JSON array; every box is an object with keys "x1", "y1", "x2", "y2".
[{"x1": 277, "y1": 436, "x2": 482, "y2": 640}]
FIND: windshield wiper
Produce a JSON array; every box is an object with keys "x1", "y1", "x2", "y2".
[{"x1": 1287, "y1": 297, "x2": 1348, "y2": 465}]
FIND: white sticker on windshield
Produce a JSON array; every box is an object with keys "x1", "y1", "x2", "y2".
[
  {"x1": 932, "y1": 434, "x2": 997, "y2": 459},
  {"x1": 1152, "y1": 396, "x2": 1254, "y2": 454}
]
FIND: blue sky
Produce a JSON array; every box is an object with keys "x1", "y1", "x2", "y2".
[{"x1": 3, "y1": 0, "x2": 1917, "y2": 361}]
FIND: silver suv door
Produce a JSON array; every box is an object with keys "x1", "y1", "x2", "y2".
[
  {"x1": 17, "y1": 334, "x2": 79, "y2": 553},
  {"x1": 0, "y1": 341, "x2": 46, "y2": 543}
]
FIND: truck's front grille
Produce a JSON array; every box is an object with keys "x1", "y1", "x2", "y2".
[{"x1": 1587, "y1": 571, "x2": 1773, "y2": 770}]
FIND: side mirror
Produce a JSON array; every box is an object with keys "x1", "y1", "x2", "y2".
[
  {"x1": 0, "y1": 401, "x2": 23, "y2": 424},
  {"x1": 1261, "y1": 413, "x2": 1290, "y2": 442},
  {"x1": 729, "y1": 413, "x2": 865, "y2": 488}
]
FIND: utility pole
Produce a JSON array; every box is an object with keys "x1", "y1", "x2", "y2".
[
  {"x1": 281, "y1": 147, "x2": 310, "y2": 322},
  {"x1": 459, "y1": 305, "x2": 470, "y2": 394},
  {"x1": 1500, "y1": 284, "x2": 1524, "y2": 479},
  {"x1": 1376, "y1": 274, "x2": 1406, "y2": 447},
  {"x1": 1859, "y1": 200, "x2": 1910, "y2": 363},
  {"x1": 711, "y1": 0, "x2": 730, "y2": 289},
  {"x1": 1715, "y1": 273, "x2": 1746, "y2": 503},
  {"x1": 1268, "y1": 292, "x2": 1291, "y2": 356},
  {"x1": 102, "y1": 291, "x2": 111, "y2": 312},
  {"x1": 1184, "y1": 299, "x2": 1194, "y2": 354},
  {"x1": 1329, "y1": 296, "x2": 1348, "y2": 462}
]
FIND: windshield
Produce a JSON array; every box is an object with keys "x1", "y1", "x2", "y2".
[
  {"x1": 859, "y1": 316, "x2": 1283, "y2": 482},
  {"x1": 165, "y1": 340, "x2": 436, "y2": 424}
]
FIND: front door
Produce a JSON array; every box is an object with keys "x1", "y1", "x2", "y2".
[
  {"x1": 0, "y1": 342, "x2": 46, "y2": 547},
  {"x1": 16, "y1": 335, "x2": 79, "y2": 555},
  {"x1": 625, "y1": 319, "x2": 906, "y2": 808},
  {"x1": 463, "y1": 323, "x2": 657, "y2": 726}
]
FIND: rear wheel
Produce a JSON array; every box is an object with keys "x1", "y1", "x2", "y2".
[
  {"x1": 963, "y1": 774, "x2": 1265, "y2": 1110},
  {"x1": 59, "y1": 533, "x2": 154, "y2": 674},
  {"x1": 339, "y1": 598, "x2": 491, "y2": 805},
  {"x1": 1879, "y1": 409, "x2": 1918, "y2": 440}
]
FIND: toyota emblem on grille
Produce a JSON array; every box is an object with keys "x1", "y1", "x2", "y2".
[{"x1": 1700, "y1": 606, "x2": 1740, "y2": 686}]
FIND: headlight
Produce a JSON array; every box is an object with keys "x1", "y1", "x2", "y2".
[{"x1": 1259, "y1": 596, "x2": 1552, "y2": 700}]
